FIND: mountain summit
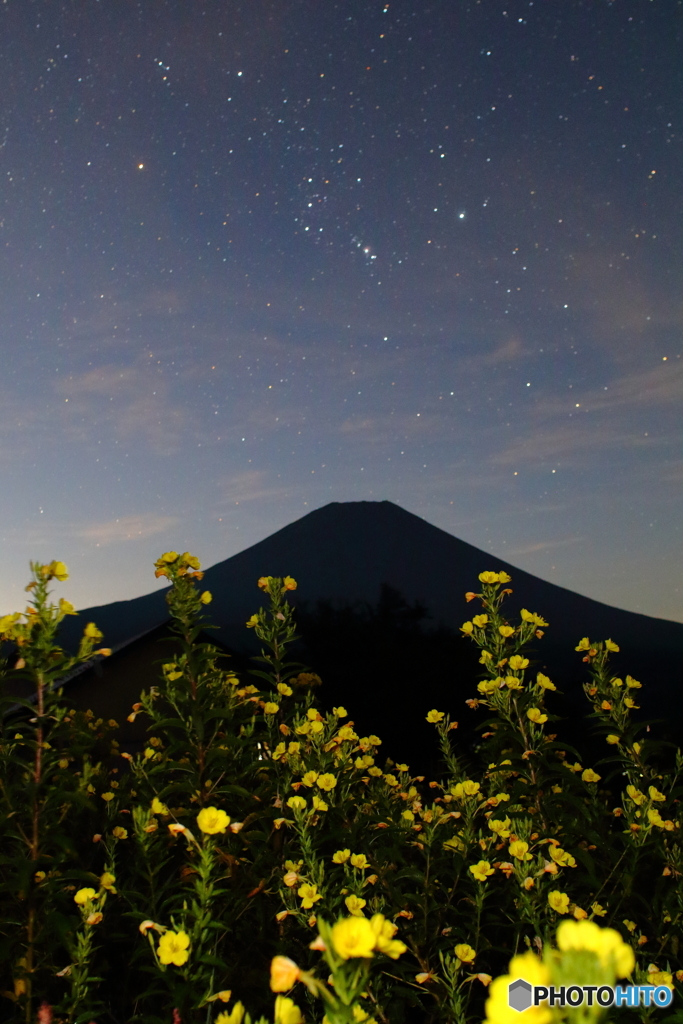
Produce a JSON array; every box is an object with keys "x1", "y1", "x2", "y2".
[{"x1": 56, "y1": 500, "x2": 683, "y2": 744}]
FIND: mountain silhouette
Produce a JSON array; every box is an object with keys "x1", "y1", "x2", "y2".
[{"x1": 51, "y1": 501, "x2": 682, "y2": 762}]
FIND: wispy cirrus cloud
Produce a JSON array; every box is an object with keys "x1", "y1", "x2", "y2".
[{"x1": 76, "y1": 514, "x2": 180, "y2": 547}]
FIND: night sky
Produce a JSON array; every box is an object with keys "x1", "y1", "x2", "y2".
[{"x1": 2, "y1": 0, "x2": 681, "y2": 623}]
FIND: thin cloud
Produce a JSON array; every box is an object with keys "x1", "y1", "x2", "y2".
[{"x1": 77, "y1": 514, "x2": 180, "y2": 546}]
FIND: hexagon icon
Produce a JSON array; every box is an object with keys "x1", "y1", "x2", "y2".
[{"x1": 508, "y1": 978, "x2": 533, "y2": 1012}]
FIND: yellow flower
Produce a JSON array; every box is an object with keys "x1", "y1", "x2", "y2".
[
  {"x1": 74, "y1": 887, "x2": 97, "y2": 905},
  {"x1": 316, "y1": 773, "x2": 337, "y2": 791},
  {"x1": 287, "y1": 796, "x2": 307, "y2": 811},
  {"x1": 606, "y1": 734, "x2": 620, "y2": 745},
  {"x1": 605, "y1": 639, "x2": 620, "y2": 652},
  {"x1": 246, "y1": 614, "x2": 260, "y2": 628},
  {"x1": 274, "y1": 995, "x2": 303, "y2": 1024},
  {"x1": 527, "y1": 708, "x2": 548, "y2": 725},
  {"x1": 470, "y1": 860, "x2": 494, "y2": 882},
  {"x1": 215, "y1": 1005, "x2": 245, "y2": 1024},
  {"x1": 479, "y1": 571, "x2": 500, "y2": 584},
  {"x1": 505, "y1": 676, "x2": 523, "y2": 691},
  {"x1": 460, "y1": 621, "x2": 474, "y2": 635},
  {"x1": 199, "y1": 591, "x2": 212, "y2": 604},
  {"x1": 548, "y1": 890, "x2": 570, "y2": 914},
  {"x1": 112, "y1": 826, "x2": 128, "y2": 839},
  {"x1": 648, "y1": 785, "x2": 666, "y2": 802},
  {"x1": 333, "y1": 706, "x2": 348, "y2": 717},
  {"x1": 151, "y1": 797, "x2": 169, "y2": 816},
  {"x1": 101, "y1": 792, "x2": 115, "y2": 802},
  {"x1": 575, "y1": 638, "x2": 591, "y2": 651},
  {"x1": 536, "y1": 673, "x2": 556, "y2": 690},
  {"x1": 277, "y1": 683, "x2": 294, "y2": 696},
  {"x1": 472, "y1": 614, "x2": 489, "y2": 627},
  {"x1": 426, "y1": 709, "x2": 445, "y2": 723},
  {"x1": 59, "y1": 598, "x2": 77, "y2": 616},
  {"x1": 196, "y1": 807, "x2": 230, "y2": 834},
  {"x1": 158, "y1": 930, "x2": 190, "y2": 966},
  {"x1": 556, "y1": 919, "x2": 635, "y2": 977},
  {"x1": 591, "y1": 902, "x2": 607, "y2": 917},
  {"x1": 331, "y1": 916, "x2": 376, "y2": 959},
  {"x1": 350, "y1": 853, "x2": 370, "y2": 869},
  {"x1": 48, "y1": 560, "x2": 69, "y2": 581},
  {"x1": 626, "y1": 784, "x2": 645, "y2": 805},
  {"x1": 332, "y1": 849, "x2": 351, "y2": 864},
  {"x1": 455, "y1": 943, "x2": 477, "y2": 963},
  {"x1": 270, "y1": 955, "x2": 302, "y2": 992},
  {"x1": 301, "y1": 771, "x2": 319, "y2": 787},
  {"x1": 582, "y1": 769, "x2": 601, "y2": 783},
  {"x1": 345, "y1": 894, "x2": 367, "y2": 916},
  {"x1": 548, "y1": 847, "x2": 576, "y2": 868},
  {"x1": 648, "y1": 970, "x2": 673, "y2": 987},
  {"x1": 484, "y1": 951, "x2": 551, "y2": 1024},
  {"x1": 498, "y1": 625, "x2": 515, "y2": 637},
  {"x1": 509, "y1": 840, "x2": 533, "y2": 862},
  {"x1": 99, "y1": 872, "x2": 116, "y2": 892},
  {"x1": 509, "y1": 655, "x2": 529, "y2": 670},
  {"x1": 384, "y1": 774, "x2": 399, "y2": 787},
  {"x1": 258, "y1": 576, "x2": 272, "y2": 590},
  {"x1": 297, "y1": 883, "x2": 322, "y2": 909},
  {"x1": 282, "y1": 576, "x2": 297, "y2": 591},
  {"x1": 84, "y1": 622, "x2": 103, "y2": 640},
  {"x1": 264, "y1": 702, "x2": 280, "y2": 715},
  {"x1": 370, "y1": 914, "x2": 407, "y2": 958},
  {"x1": 312, "y1": 795, "x2": 328, "y2": 812},
  {"x1": 647, "y1": 808, "x2": 665, "y2": 827}
]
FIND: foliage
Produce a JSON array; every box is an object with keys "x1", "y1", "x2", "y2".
[{"x1": 0, "y1": 556, "x2": 681, "y2": 1024}]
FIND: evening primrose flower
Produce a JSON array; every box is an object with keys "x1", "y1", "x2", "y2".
[
  {"x1": 99, "y1": 872, "x2": 116, "y2": 892},
  {"x1": 333, "y1": 706, "x2": 348, "y2": 717},
  {"x1": 199, "y1": 591, "x2": 212, "y2": 604},
  {"x1": 287, "y1": 796, "x2": 307, "y2": 811},
  {"x1": 297, "y1": 883, "x2": 322, "y2": 909},
  {"x1": 331, "y1": 916, "x2": 376, "y2": 959},
  {"x1": 470, "y1": 860, "x2": 495, "y2": 882},
  {"x1": 277, "y1": 682, "x2": 293, "y2": 696},
  {"x1": 626, "y1": 785, "x2": 645, "y2": 805},
  {"x1": 536, "y1": 673, "x2": 556, "y2": 690},
  {"x1": 270, "y1": 955, "x2": 302, "y2": 992},
  {"x1": 84, "y1": 622, "x2": 103, "y2": 640},
  {"x1": 215, "y1": 1005, "x2": 245, "y2": 1024},
  {"x1": 556, "y1": 919, "x2": 635, "y2": 977},
  {"x1": 370, "y1": 913, "x2": 407, "y2": 958},
  {"x1": 151, "y1": 797, "x2": 169, "y2": 816},
  {"x1": 58, "y1": 598, "x2": 77, "y2": 616},
  {"x1": 472, "y1": 614, "x2": 489, "y2": 628},
  {"x1": 548, "y1": 847, "x2": 576, "y2": 868},
  {"x1": 606, "y1": 734, "x2": 620, "y2": 745},
  {"x1": 273, "y1": 996, "x2": 303, "y2": 1024},
  {"x1": 455, "y1": 943, "x2": 477, "y2": 963},
  {"x1": 484, "y1": 951, "x2": 551, "y2": 1024},
  {"x1": 649, "y1": 785, "x2": 666, "y2": 802},
  {"x1": 527, "y1": 708, "x2": 548, "y2": 725},
  {"x1": 508, "y1": 655, "x2": 529, "y2": 671},
  {"x1": 316, "y1": 773, "x2": 337, "y2": 791},
  {"x1": 301, "y1": 771, "x2": 319, "y2": 787},
  {"x1": 112, "y1": 826, "x2": 128, "y2": 839},
  {"x1": 158, "y1": 930, "x2": 190, "y2": 967},
  {"x1": 582, "y1": 769, "x2": 601, "y2": 783},
  {"x1": 548, "y1": 891, "x2": 570, "y2": 914},
  {"x1": 263, "y1": 702, "x2": 280, "y2": 715},
  {"x1": 426, "y1": 709, "x2": 445, "y2": 723},
  {"x1": 74, "y1": 888, "x2": 97, "y2": 905},
  {"x1": 498, "y1": 625, "x2": 515, "y2": 638},
  {"x1": 479, "y1": 572, "x2": 501, "y2": 584},
  {"x1": 332, "y1": 849, "x2": 351, "y2": 864},
  {"x1": 312, "y1": 795, "x2": 328, "y2": 812},
  {"x1": 345, "y1": 894, "x2": 367, "y2": 916},
  {"x1": 350, "y1": 853, "x2": 370, "y2": 869},
  {"x1": 196, "y1": 807, "x2": 230, "y2": 834},
  {"x1": 48, "y1": 560, "x2": 69, "y2": 581},
  {"x1": 509, "y1": 840, "x2": 533, "y2": 862}
]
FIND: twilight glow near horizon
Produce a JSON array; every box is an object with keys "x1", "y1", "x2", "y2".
[{"x1": 1, "y1": 0, "x2": 681, "y2": 622}]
